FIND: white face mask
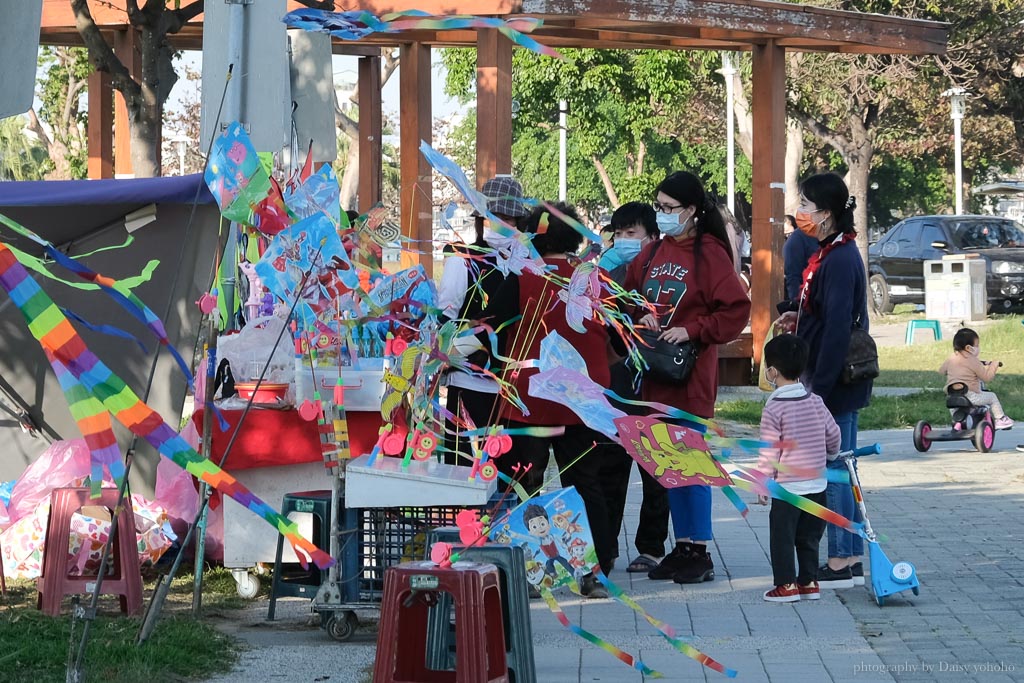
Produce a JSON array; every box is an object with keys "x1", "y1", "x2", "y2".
[
  {"x1": 765, "y1": 367, "x2": 778, "y2": 389},
  {"x1": 966, "y1": 344, "x2": 980, "y2": 357}
]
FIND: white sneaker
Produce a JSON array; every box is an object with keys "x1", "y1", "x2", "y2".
[{"x1": 995, "y1": 416, "x2": 1014, "y2": 430}]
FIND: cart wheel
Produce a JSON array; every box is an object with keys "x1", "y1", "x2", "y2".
[
  {"x1": 912, "y1": 421, "x2": 932, "y2": 452},
  {"x1": 235, "y1": 572, "x2": 260, "y2": 599},
  {"x1": 912, "y1": 586, "x2": 920, "y2": 596},
  {"x1": 974, "y1": 421, "x2": 995, "y2": 453},
  {"x1": 327, "y1": 611, "x2": 358, "y2": 642},
  {"x1": 875, "y1": 594, "x2": 885, "y2": 607}
]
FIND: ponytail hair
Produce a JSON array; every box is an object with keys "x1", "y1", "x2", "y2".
[
  {"x1": 655, "y1": 171, "x2": 733, "y2": 267},
  {"x1": 800, "y1": 172, "x2": 856, "y2": 234}
]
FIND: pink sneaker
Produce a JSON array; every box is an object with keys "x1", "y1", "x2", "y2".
[{"x1": 995, "y1": 416, "x2": 1014, "y2": 431}]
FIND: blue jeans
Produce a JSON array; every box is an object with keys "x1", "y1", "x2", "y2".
[
  {"x1": 666, "y1": 418, "x2": 713, "y2": 542},
  {"x1": 826, "y1": 411, "x2": 864, "y2": 558}
]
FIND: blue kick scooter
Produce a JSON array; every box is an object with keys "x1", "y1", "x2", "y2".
[{"x1": 839, "y1": 444, "x2": 920, "y2": 606}]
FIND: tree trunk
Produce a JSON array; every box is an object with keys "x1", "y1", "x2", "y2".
[
  {"x1": 130, "y1": 99, "x2": 162, "y2": 178},
  {"x1": 845, "y1": 152, "x2": 872, "y2": 282},
  {"x1": 784, "y1": 117, "x2": 804, "y2": 215},
  {"x1": 591, "y1": 155, "x2": 620, "y2": 208},
  {"x1": 731, "y1": 69, "x2": 753, "y2": 162},
  {"x1": 339, "y1": 139, "x2": 359, "y2": 209}
]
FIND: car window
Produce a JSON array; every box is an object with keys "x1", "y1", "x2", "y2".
[
  {"x1": 897, "y1": 223, "x2": 921, "y2": 252},
  {"x1": 921, "y1": 224, "x2": 946, "y2": 247},
  {"x1": 880, "y1": 225, "x2": 903, "y2": 257},
  {"x1": 951, "y1": 219, "x2": 1024, "y2": 249}
]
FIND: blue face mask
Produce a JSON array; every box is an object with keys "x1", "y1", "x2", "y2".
[
  {"x1": 612, "y1": 238, "x2": 644, "y2": 263},
  {"x1": 656, "y1": 212, "x2": 685, "y2": 236}
]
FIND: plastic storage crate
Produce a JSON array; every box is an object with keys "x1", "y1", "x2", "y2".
[{"x1": 354, "y1": 493, "x2": 516, "y2": 602}]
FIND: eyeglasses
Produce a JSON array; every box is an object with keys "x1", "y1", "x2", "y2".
[{"x1": 653, "y1": 201, "x2": 683, "y2": 214}]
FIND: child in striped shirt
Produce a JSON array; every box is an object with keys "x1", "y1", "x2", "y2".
[{"x1": 757, "y1": 334, "x2": 841, "y2": 603}]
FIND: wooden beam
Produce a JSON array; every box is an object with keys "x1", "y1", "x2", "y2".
[
  {"x1": 87, "y1": 68, "x2": 113, "y2": 179},
  {"x1": 112, "y1": 29, "x2": 140, "y2": 177},
  {"x1": 399, "y1": 42, "x2": 433, "y2": 276},
  {"x1": 749, "y1": 40, "x2": 786, "y2": 367},
  {"x1": 475, "y1": 29, "x2": 513, "y2": 189},
  {"x1": 358, "y1": 55, "x2": 383, "y2": 214}
]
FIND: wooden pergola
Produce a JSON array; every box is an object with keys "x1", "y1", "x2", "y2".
[{"x1": 39, "y1": 0, "x2": 947, "y2": 367}]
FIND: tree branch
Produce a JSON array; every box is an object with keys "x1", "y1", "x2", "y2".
[
  {"x1": 25, "y1": 108, "x2": 54, "y2": 152},
  {"x1": 71, "y1": 0, "x2": 141, "y2": 102},
  {"x1": 164, "y1": 0, "x2": 205, "y2": 34},
  {"x1": 791, "y1": 107, "x2": 849, "y2": 157},
  {"x1": 591, "y1": 155, "x2": 620, "y2": 208},
  {"x1": 294, "y1": 0, "x2": 336, "y2": 9}
]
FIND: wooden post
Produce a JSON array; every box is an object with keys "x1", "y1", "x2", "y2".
[
  {"x1": 113, "y1": 29, "x2": 141, "y2": 177},
  {"x1": 87, "y1": 69, "x2": 113, "y2": 179},
  {"x1": 475, "y1": 29, "x2": 513, "y2": 188},
  {"x1": 357, "y1": 55, "x2": 383, "y2": 214},
  {"x1": 750, "y1": 40, "x2": 786, "y2": 366},
  {"x1": 399, "y1": 42, "x2": 432, "y2": 276}
]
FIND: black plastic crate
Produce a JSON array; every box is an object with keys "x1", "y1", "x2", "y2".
[{"x1": 354, "y1": 493, "x2": 517, "y2": 602}]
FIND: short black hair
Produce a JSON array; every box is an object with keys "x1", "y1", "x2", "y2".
[
  {"x1": 953, "y1": 328, "x2": 979, "y2": 351},
  {"x1": 763, "y1": 333, "x2": 809, "y2": 380},
  {"x1": 611, "y1": 202, "x2": 658, "y2": 237},
  {"x1": 523, "y1": 504, "x2": 548, "y2": 525},
  {"x1": 344, "y1": 210, "x2": 361, "y2": 226},
  {"x1": 524, "y1": 202, "x2": 584, "y2": 256}
]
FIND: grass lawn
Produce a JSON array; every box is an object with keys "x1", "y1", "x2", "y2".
[
  {"x1": 0, "y1": 566, "x2": 247, "y2": 682},
  {"x1": 717, "y1": 316, "x2": 1024, "y2": 430}
]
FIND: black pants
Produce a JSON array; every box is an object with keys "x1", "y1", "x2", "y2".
[
  {"x1": 596, "y1": 442, "x2": 669, "y2": 559},
  {"x1": 443, "y1": 385, "x2": 499, "y2": 466},
  {"x1": 502, "y1": 422, "x2": 616, "y2": 574},
  {"x1": 769, "y1": 491, "x2": 827, "y2": 586}
]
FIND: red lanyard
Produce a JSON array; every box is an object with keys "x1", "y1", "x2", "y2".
[{"x1": 799, "y1": 232, "x2": 856, "y2": 312}]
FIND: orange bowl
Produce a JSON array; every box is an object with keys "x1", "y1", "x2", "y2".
[{"x1": 234, "y1": 382, "x2": 289, "y2": 402}]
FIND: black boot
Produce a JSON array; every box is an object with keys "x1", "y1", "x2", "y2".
[
  {"x1": 672, "y1": 543, "x2": 715, "y2": 584},
  {"x1": 648, "y1": 542, "x2": 694, "y2": 580}
]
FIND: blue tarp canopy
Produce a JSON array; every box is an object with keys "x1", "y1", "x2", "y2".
[{"x1": 0, "y1": 174, "x2": 214, "y2": 256}]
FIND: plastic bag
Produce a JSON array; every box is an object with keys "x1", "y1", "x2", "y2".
[
  {"x1": 8, "y1": 439, "x2": 92, "y2": 525},
  {"x1": 217, "y1": 314, "x2": 295, "y2": 403}
]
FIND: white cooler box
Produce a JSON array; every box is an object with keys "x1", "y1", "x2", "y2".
[{"x1": 295, "y1": 361, "x2": 388, "y2": 411}]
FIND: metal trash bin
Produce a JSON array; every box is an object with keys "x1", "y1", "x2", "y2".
[{"x1": 924, "y1": 256, "x2": 986, "y2": 321}]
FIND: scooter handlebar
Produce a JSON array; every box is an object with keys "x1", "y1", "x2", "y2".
[{"x1": 834, "y1": 443, "x2": 882, "y2": 459}]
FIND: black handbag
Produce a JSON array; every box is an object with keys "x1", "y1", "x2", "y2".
[
  {"x1": 841, "y1": 320, "x2": 879, "y2": 384},
  {"x1": 635, "y1": 240, "x2": 701, "y2": 384},
  {"x1": 637, "y1": 328, "x2": 700, "y2": 384}
]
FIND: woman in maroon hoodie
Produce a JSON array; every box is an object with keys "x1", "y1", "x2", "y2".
[{"x1": 624, "y1": 171, "x2": 751, "y2": 584}]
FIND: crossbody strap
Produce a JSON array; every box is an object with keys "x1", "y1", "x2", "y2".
[{"x1": 640, "y1": 239, "x2": 667, "y2": 328}]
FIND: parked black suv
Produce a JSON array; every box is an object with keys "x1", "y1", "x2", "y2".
[{"x1": 868, "y1": 215, "x2": 1024, "y2": 313}]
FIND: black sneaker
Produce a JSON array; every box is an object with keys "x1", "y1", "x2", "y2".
[
  {"x1": 851, "y1": 562, "x2": 865, "y2": 586},
  {"x1": 672, "y1": 545, "x2": 715, "y2": 584},
  {"x1": 579, "y1": 573, "x2": 609, "y2": 599},
  {"x1": 648, "y1": 543, "x2": 693, "y2": 580},
  {"x1": 817, "y1": 564, "x2": 855, "y2": 588}
]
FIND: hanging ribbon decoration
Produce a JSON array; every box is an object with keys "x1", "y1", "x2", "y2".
[{"x1": 0, "y1": 240, "x2": 332, "y2": 569}]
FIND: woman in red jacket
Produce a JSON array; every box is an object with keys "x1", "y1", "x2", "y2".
[{"x1": 624, "y1": 171, "x2": 751, "y2": 584}]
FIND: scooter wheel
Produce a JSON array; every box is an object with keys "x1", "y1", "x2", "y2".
[
  {"x1": 912, "y1": 421, "x2": 932, "y2": 452},
  {"x1": 875, "y1": 595, "x2": 885, "y2": 607},
  {"x1": 974, "y1": 420, "x2": 995, "y2": 453},
  {"x1": 912, "y1": 586, "x2": 920, "y2": 596}
]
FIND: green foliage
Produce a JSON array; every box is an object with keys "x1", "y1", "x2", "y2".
[
  {"x1": 0, "y1": 117, "x2": 50, "y2": 181},
  {"x1": 36, "y1": 47, "x2": 91, "y2": 179}
]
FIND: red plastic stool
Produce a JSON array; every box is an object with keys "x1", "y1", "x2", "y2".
[
  {"x1": 36, "y1": 487, "x2": 143, "y2": 617},
  {"x1": 373, "y1": 561, "x2": 508, "y2": 683}
]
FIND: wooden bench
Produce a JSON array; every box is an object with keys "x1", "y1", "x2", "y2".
[{"x1": 717, "y1": 331, "x2": 753, "y2": 386}]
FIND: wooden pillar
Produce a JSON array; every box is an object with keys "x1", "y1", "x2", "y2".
[
  {"x1": 750, "y1": 41, "x2": 787, "y2": 366},
  {"x1": 357, "y1": 55, "x2": 383, "y2": 214},
  {"x1": 113, "y1": 29, "x2": 141, "y2": 177},
  {"x1": 87, "y1": 69, "x2": 113, "y2": 179},
  {"x1": 399, "y1": 42, "x2": 432, "y2": 276},
  {"x1": 475, "y1": 29, "x2": 513, "y2": 188}
]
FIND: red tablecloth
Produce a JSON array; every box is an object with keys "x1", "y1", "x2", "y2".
[{"x1": 192, "y1": 408, "x2": 393, "y2": 470}]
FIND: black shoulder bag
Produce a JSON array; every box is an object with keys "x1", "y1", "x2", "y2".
[
  {"x1": 635, "y1": 241, "x2": 700, "y2": 384},
  {"x1": 841, "y1": 316, "x2": 879, "y2": 384}
]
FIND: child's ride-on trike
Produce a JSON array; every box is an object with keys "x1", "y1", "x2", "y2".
[{"x1": 913, "y1": 381, "x2": 996, "y2": 453}]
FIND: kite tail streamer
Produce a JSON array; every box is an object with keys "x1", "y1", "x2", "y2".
[
  {"x1": 720, "y1": 486, "x2": 749, "y2": 519},
  {"x1": 539, "y1": 588, "x2": 662, "y2": 678},
  {"x1": 596, "y1": 572, "x2": 738, "y2": 678},
  {"x1": 0, "y1": 241, "x2": 332, "y2": 570}
]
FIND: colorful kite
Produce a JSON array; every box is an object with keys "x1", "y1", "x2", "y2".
[
  {"x1": 615, "y1": 415, "x2": 732, "y2": 488},
  {"x1": 204, "y1": 122, "x2": 272, "y2": 223}
]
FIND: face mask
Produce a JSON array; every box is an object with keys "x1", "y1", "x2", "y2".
[
  {"x1": 967, "y1": 344, "x2": 980, "y2": 357},
  {"x1": 613, "y1": 238, "x2": 644, "y2": 263},
  {"x1": 657, "y1": 212, "x2": 687, "y2": 236},
  {"x1": 765, "y1": 367, "x2": 778, "y2": 390},
  {"x1": 795, "y1": 210, "x2": 824, "y2": 238}
]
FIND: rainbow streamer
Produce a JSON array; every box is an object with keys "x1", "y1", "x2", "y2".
[
  {"x1": 720, "y1": 486, "x2": 749, "y2": 518},
  {"x1": 0, "y1": 241, "x2": 332, "y2": 570},
  {"x1": 596, "y1": 572, "x2": 738, "y2": 677},
  {"x1": 0, "y1": 214, "x2": 194, "y2": 388},
  {"x1": 728, "y1": 468, "x2": 864, "y2": 538},
  {"x1": 47, "y1": 352, "x2": 124, "y2": 497},
  {"x1": 539, "y1": 588, "x2": 661, "y2": 677}
]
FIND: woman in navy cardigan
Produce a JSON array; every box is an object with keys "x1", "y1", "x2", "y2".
[{"x1": 780, "y1": 173, "x2": 873, "y2": 590}]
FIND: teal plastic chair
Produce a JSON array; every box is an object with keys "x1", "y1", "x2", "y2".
[{"x1": 905, "y1": 319, "x2": 941, "y2": 345}]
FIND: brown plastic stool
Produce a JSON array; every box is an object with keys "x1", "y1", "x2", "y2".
[
  {"x1": 373, "y1": 561, "x2": 508, "y2": 683},
  {"x1": 36, "y1": 487, "x2": 143, "y2": 616}
]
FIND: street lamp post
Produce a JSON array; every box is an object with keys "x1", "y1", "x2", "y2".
[
  {"x1": 558, "y1": 99, "x2": 568, "y2": 202},
  {"x1": 943, "y1": 87, "x2": 967, "y2": 215},
  {"x1": 720, "y1": 52, "x2": 737, "y2": 214}
]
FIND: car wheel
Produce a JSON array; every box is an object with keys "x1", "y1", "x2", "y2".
[{"x1": 870, "y1": 274, "x2": 894, "y2": 314}]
